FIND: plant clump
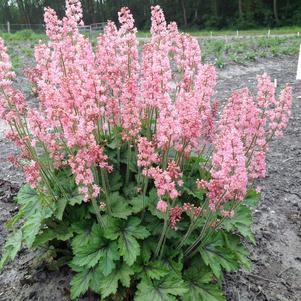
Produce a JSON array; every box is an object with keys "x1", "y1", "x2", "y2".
[{"x1": 0, "y1": 1, "x2": 293, "y2": 300}]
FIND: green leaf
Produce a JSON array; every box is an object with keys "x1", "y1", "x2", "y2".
[
  {"x1": 222, "y1": 205, "x2": 255, "y2": 244},
  {"x1": 100, "y1": 263, "x2": 134, "y2": 298},
  {"x1": 71, "y1": 220, "x2": 104, "y2": 254},
  {"x1": 130, "y1": 196, "x2": 150, "y2": 214},
  {"x1": 143, "y1": 213, "x2": 165, "y2": 237},
  {"x1": 98, "y1": 242, "x2": 120, "y2": 276},
  {"x1": 0, "y1": 230, "x2": 22, "y2": 270},
  {"x1": 118, "y1": 263, "x2": 134, "y2": 287},
  {"x1": 141, "y1": 260, "x2": 169, "y2": 280},
  {"x1": 119, "y1": 234, "x2": 140, "y2": 266},
  {"x1": 199, "y1": 232, "x2": 240, "y2": 279},
  {"x1": 117, "y1": 218, "x2": 149, "y2": 265},
  {"x1": 33, "y1": 228, "x2": 56, "y2": 246},
  {"x1": 55, "y1": 197, "x2": 68, "y2": 220},
  {"x1": 20, "y1": 199, "x2": 52, "y2": 249},
  {"x1": 148, "y1": 203, "x2": 165, "y2": 219},
  {"x1": 109, "y1": 192, "x2": 132, "y2": 219},
  {"x1": 71, "y1": 219, "x2": 92, "y2": 234},
  {"x1": 16, "y1": 184, "x2": 39, "y2": 210},
  {"x1": 161, "y1": 255, "x2": 184, "y2": 276},
  {"x1": 33, "y1": 222, "x2": 74, "y2": 248},
  {"x1": 243, "y1": 189, "x2": 261, "y2": 208},
  {"x1": 71, "y1": 223, "x2": 120, "y2": 275},
  {"x1": 22, "y1": 212, "x2": 43, "y2": 248},
  {"x1": 184, "y1": 282, "x2": 225, "y2": 301},
  {"x1": 120, "y1": 146, "x2": 138, "y2": 172},
  {"x1": 223, "y1": 233, "x2": 252, "y2": 271},
  {"x1": 5, "y1": 210, "x2": 24, "y2": 229},
  {"x1": 109, "y1": 172, "x2": 123, "y2": 192},
  {"x1": 53, "y1": 223, "x2": 74, "y2": 241},
  {"x1": 183, "y1": 264, "x2": 225, "y2": 301},
  {"x1": 33, "y1": 223, "x2": 74, "y2": 247},
  {"x1": 72, "y1": 241, "x2": 104, "y2": 268},
  {"x1": 121, "y1": 216, "x2": 150, "y2": 238},
  {"x1": 107, "y1": 139, "x2": 118, "y2": 149},
  {"x1": 16, "y1": 184, "x2": 53, "y2": 219},
  {"x1": 72, "y1": 239, "x2": 120, "y2": 273},
  {"x1": 105, "y1": 217, "x2": 150, "y2": 266},
  {"x1": 69, "y1": 195, "x2": 83, "y2": 206},
  {"x1": 70, "y1": 268, "x2": 93, "y2": 300},
  {"x1": 123, "y1": 182, "x2": 138, "y2": 198},
  {"x1": 104, "y1": 218, "x2": 132, "y2": 241},
  {"x1": 67, "y1": 206, "x2": 90, "y2": 224},
  {"x1": 141, "y1": 238, "x2": 156, "y2": 262},
  {"x1": 73, "y1": 223, "x2": 102, "y2": 251},
  {"x1": 71, "y1": 222, "x2": 94, "y2": 253},
  {"x1": 89, "y1": 265, "x2": 103, "y2": 293},
  {"x1": 135, "y1": 274, "x2": 188, "y2": 301},
  {"x1": 147, "y1": 189, "x2": 165, "y2": 219}
]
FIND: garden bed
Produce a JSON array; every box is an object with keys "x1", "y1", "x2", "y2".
[{"x1": 0, "y1": 49, "x2": 300, "y2": 301}]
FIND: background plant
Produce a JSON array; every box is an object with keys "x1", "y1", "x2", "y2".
[{"x1": 0, "y1": 1, "x2": 293, "y2": 300}]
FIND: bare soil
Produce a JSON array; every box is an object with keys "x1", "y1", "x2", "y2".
[{"x1": 0, "y1": 53, "x2": 300, "y2": 301}]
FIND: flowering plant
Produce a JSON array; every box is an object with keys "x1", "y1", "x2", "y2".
[{"x1": 0, "y1": 1, "x2": 292, "y2": 300}]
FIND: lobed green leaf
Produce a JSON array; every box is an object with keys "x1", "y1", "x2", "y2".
[{"x1": 135, "y1": 274, "x2": 188, "y2": 301}]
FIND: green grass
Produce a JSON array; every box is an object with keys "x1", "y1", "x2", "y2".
[
  {"x1": 200, "y1": 36, "x2": 300, "y2": 68},
  {"x1": 2, "y1": 26, "x2": 301, "y2": 41},
  {"x1": 137, "y1": 26, "x2": 301, "y2": 37},
  {"x1": 0, "y1": 30, "x2": 46, "y2": 42},
  {"x1": 21, "y1": 47, "x2": 34, "y2": 58},
  {"x1": 136, "y1": 31, "x2": 151, "y2": 38}
]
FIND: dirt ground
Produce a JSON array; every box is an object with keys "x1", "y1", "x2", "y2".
[{"x1": 0, "y1": 53, "x2": 300, "y2": 301}]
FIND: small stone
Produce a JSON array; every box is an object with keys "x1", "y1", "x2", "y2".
[{"x1": 275, "y1": 294, "x2": 289, "y2": 301}]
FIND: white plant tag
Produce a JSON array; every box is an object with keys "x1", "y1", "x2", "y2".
[{"x1": 297, "y1": 43, "x2": 301, "y2": 80}]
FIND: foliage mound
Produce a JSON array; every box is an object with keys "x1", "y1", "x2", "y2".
[{"x1": 0, "y1": 1, "x2": 292, "y2": 300}]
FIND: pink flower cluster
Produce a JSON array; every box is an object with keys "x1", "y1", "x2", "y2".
[
  {"x1": 69, "y1": 144, "x2": 111, "y2": 186},
  {"x1": 170, "y1": 203, "x2": 202, "y2": 229},
  {"x1": 197, "y1": 128, "x2": 248, "y2": 212},
  {"x1": 144, "y1": 160, "x2": 183, "y2": 200},
  {"x1": 219, "y1": 74, "x2": 292, "y2": 181},
  {"x1": 0, "y1": 38, "x2": 27, "y2": 123},
  {"x1": 24, "y1": 161, "x2": 41, "y2": 188},
  {"x1": 137, "y1": 137, "x2": 159, "y2": 168},
  {"x1": 269, "y1": 85, "x2": 292, "y2": 137},
  {"x1": 142, "y1": 6, "x2": 218, "y2": 154},
  {"x1": 156, "y1": 200, "x2": 168, "y2": 213},
  {"x1": 0, "y1": 2, "x2": 293, "y2": 225}
]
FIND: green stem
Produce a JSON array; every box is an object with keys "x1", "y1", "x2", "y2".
[
  {"x1": 155, "y1": 215, "x2": 169, "y2": 258},
  {"x1": 184, "y1": 209, "x2": 214, "y2": 257},
  {"x1": 140, "y1": 177, "x2": 149, "y2": 222},
  {"x1": 176, "y1": 219, "x2": 195, "y2": 250},
  {"x1": 117, "y1": 146, "x2": 121, "y2": 170},
  {"x1": 100, "y1": 169, "x2": 111, "y2": 214},
  {"x1": 186, "y1": 194, "x2": 238, "y2": 258},
  {"x1": 159, "y1": 230, "x2": 168, "y2": 260},
  {"x1": 125, "y1": 143, "x2": 131, "y2": 186},
  {"x1": 142, "y1": 177, "x2": 149, "y2": 207},
  {"x1": 91, "y1": 198, "x2": 105, "y2": 227},
  {"x1": 183, "y1": 191, "x2": 227, "y2": 257}
]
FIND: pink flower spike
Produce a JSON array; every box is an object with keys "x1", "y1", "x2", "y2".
[
  {"x1": 137, "y1": 137, "x2": 159, "y2": 167},
  {"x1": 157, "y1": 200, "x2": 168, "y2": 213}
]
